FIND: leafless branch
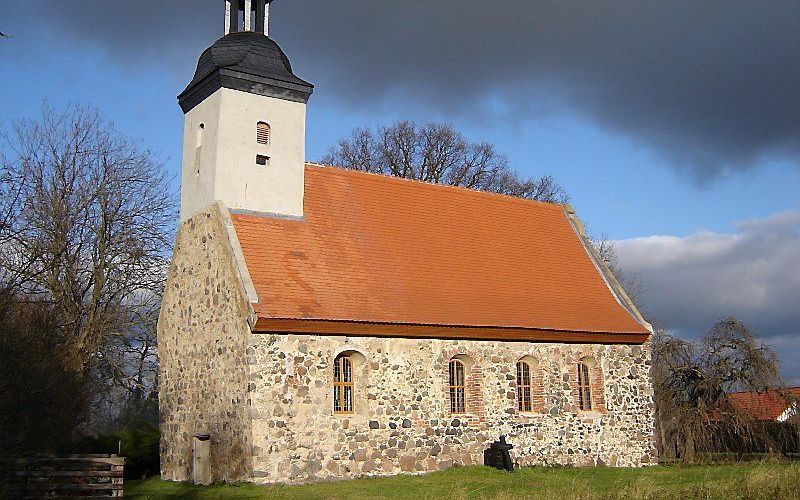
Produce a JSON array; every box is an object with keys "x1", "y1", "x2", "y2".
[
  {"x1": 0, "y1": 102, "x2": 176, "y2": 384},
  {"x1": 320, "y1": 120, "x2": 570, "y2": 204}
]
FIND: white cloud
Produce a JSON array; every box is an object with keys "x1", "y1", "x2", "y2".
[{"x1": 615, "y1": 209, "x2": 800, "y2": 383}]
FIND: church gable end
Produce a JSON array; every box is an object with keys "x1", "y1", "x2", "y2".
[{"x1": 157, "y1": 205, "x2": 255, "y2": 482}]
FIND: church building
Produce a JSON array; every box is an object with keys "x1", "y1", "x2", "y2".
[{"x1": 158, "y1": 0, "x2": 657, "y2": 484}]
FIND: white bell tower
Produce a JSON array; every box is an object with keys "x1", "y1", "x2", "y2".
[{"x1": 177, "y1": 0, "x2": 314, "y2": 222}]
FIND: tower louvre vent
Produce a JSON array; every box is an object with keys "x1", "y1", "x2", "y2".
[{"x1": 257, "y1": 122, "x2": 271, "y2": 145}]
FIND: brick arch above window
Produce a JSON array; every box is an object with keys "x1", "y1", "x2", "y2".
[{"x1": 448, "y1": 352, "x2": 475, "y2": 371}]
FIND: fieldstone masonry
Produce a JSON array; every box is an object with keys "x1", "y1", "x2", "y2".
[
  {"x1": 158, "y1": 206, "x2": 254, "y2": 482},
  {"x1": 247, "y1": 335, "x2": 656, "y2": 484},
  {"x1": 158, "y1": 206, "x2": 657, "y2": 484}
]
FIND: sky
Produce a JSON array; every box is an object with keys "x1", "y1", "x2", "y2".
[{"x1": 1, "y1": 1, "x2": 798, "y2": 383}]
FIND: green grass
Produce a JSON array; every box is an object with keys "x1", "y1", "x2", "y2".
[{"x1": 126, "y1": 462, "x2": 800, "y2": 500}]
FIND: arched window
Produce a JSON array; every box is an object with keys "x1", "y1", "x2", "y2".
[
  {"x1": 333, "y1": 354, "x2": 354, "y2": 414},
  {"x1": 256, "y1": 121, "x2": 271, "y2": 146},
  {"x1": 516, "y1": 360, "x2": 532, "y2": 412},
  {"x1": 449, "y1": 359, "x2": 466, "y2": 414},
  {"x1": 577, "y1": 361, "x2": 592, "y2": 411}
]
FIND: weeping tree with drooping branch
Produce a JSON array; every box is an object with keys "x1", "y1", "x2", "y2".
[{"x1": 652, "y1": 318, "x2": 789, "y2": 461}]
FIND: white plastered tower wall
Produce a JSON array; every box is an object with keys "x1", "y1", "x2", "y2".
[
  {"x1": 180, "y1": 87, "x2": 307, "y2": 222},
  {"x1": 178, "y1": 0, "x2": 313, "y2": 222}
]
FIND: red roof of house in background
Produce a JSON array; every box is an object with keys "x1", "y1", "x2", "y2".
[
  {"x1": 230, "y1": 164, "x2": 651, "y2": 343},
  {"x1": 728, "y1": 387, "x2": 800, "y2": 421}
]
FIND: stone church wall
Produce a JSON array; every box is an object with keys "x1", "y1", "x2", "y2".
[
  {"x1": 157, "y1": 206, "x2": 254, "y2": 482},
  {"x1": 247, "y1": 334, "x2": 656, "y2": 484}
]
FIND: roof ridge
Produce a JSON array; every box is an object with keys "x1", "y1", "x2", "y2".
[{"x1": 304, "y1": 162, "x2": 563, "y2": 211}]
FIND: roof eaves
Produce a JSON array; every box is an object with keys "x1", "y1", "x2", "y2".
[{"x1": 253, "y1": 317, "x2": 651, "y2": 344}]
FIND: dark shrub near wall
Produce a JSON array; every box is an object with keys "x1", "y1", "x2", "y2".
[
  {"x1": 0, "y1": 294, "x2": 91, "y2": 455},
  {"x1": 79, "y1": 423, "x2": 161, "y2": 479},
  {"x1": 663, "y1": 420, "x2": 800, "y2": 463},
  {"x1": 711, "y1": 421, "x2": 799, "y2": 457}
]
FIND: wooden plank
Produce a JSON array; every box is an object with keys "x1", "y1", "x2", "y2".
[
  {"x1": 7, "y1": 480, "x2": 124, "y2": 487},
  {"x1": 21, "y1": 497, "x2": 121, "y2": 500},
  {"x1": 9, "y1": 470, "x2": 124, "y2": 477},
  {"x1": 1, "y1": 454, "x2": 121, "y2": 460},
  {"x1": 2, "y1": 456, "x2": 124, "y2": 465},
  {"x1": 1, "y1": 454, "x2": 124, "y2": 498},
  {"x1": 11, "y1": 483, "x2": 123, "y2": 491},
  {"x1": 5, "y1": 467, "x2": 118, "y2": 474},
  {"x1": 0, "y1": 454, "x2": 115, "y2": 459},
  {"x1": 10, "y1": 476, "x2": 120, "y2": 483},
  {"x1": 41, "y1": 454, "x2": 114, "y2": 458}
]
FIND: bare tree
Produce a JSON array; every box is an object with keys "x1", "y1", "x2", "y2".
[
  {"x1": 589, "y1": 233, "x2": 644, "y2": 308},
  {"x1": 653, "y1": 319, "x2": 784, "y2": 462},
  {"x1": 0, "y1": 103, "x2": 176, "y2": 379},
  {"x1": 320, "y1": 121, "x2": 569, "y2": 204},
  {"x1": 88, "y1": 293, "x2": 161, "y2": 430}
]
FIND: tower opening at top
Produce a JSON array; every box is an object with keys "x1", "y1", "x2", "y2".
[{"x1": 226, "y1": 0, "x2": 273, "y2": 36}]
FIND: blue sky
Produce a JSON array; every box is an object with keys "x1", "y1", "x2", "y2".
[{"x1": 1, "y1": 1, "x2": 798, "y2": 382}]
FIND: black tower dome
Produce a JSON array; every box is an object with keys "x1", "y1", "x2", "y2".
[{"x1": 178, "y1": 31, "x2": 314, "y2": 113}]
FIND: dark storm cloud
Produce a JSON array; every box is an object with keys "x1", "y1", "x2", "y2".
[
  {"x1": 4, "y1": 1, "x2": 800, "y2": 180},
  {"x1": 615, "y1": 210, "x2": 800, "y2": 382}
]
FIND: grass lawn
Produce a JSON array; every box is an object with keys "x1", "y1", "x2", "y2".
[{"x1": 126, "y1": 462, "x2": 800, "y2": 499}]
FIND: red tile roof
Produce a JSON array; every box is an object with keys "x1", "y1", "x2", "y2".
[
  {"x1": 728, "y1": 387, "x2": 800, "y2": 421},
  {"x1": 231, "y1": 165, "x2": 651, "y2": 342}
]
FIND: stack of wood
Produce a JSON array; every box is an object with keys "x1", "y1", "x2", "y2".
[{"x1": 0, "y1": 454, "x2": 125, "y2": 498}]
